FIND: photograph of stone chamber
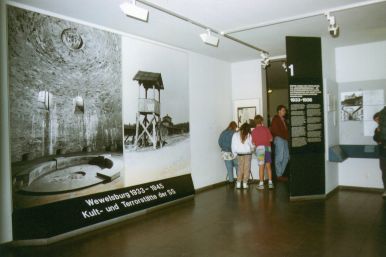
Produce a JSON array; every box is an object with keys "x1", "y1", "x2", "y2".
[{"x1": 8, "y1": 6, "x2": 123, "y2": 209}]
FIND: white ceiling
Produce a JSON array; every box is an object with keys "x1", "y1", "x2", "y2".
[{"x1": 7, "y1": 0, "x2": 386, "y2": 62}]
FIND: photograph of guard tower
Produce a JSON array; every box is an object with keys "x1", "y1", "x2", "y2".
[
  {"x1": 8, "y1": 6, "x2": 124, "y2": 209},
  {"x1": 122, "y1": 36, "x2": 190, "y2": 187}
]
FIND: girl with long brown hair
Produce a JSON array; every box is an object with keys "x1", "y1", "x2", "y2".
[{"x1": 231, "y1": 123, "x2": 253, "y2": 189}]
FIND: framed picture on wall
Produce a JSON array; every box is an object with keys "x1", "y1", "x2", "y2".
[
  {"x1": 237, "y1": 106, "x2": 256, "y2": 127},
  {"x1": 233, "y1": 99, "x2": 260, "y2": 128},
  {"x1": 340, "y1": 91, "x2": 363, "y2": 121}
]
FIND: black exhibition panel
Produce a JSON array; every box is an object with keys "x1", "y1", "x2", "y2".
[
  {"x1": 13, "y1": 174, "x2": 195, "y2": 240},
  {"x1": 285, "y1": 36, "x2": 325, "y2": 197}
]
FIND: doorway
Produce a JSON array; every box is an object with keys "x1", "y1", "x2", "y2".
[
  {"x1": 266, "y1": 59, "x2": 289, "y2": 126},
  {"x1": 264, "y1": 59, "x2": 290, "y2": 179}
]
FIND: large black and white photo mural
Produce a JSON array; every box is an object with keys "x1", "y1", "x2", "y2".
[
  {"x1": 8, "y1": 6, "x2": 123, "y2": 210},
  {"x1": 122, "y1": 37, "x2": 191, "y2": 186},
  {"x1": 8, "y1": 6, "x2": 193, "y2": 241}
]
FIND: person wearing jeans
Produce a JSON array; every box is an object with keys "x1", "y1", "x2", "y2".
[
  {"x1": 222, "y1": 152, "x2": 238, "y2": 183},
  {"x1": 273, "y1": 137, "x2": 289, "y2": 178},
  {"x1": 218, "y1": 121, "x2": 238, "y2": 183},
  {"x1": 270, "y1": 105, "x2": 289, "y2": 181}
]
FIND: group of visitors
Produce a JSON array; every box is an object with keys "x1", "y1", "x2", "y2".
[
  {"x1": 219, "y1": 104, "x2": 386, "y2": 197},
  {"x1": 218, "y1": 105, "x2": 289, "y2": 190}
]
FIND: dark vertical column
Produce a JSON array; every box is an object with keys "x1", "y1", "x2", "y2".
[{"x1": 286, "y1": 36, "x2": 325, "y2": 197}]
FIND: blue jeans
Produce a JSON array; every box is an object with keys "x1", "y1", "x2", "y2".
[
  {"x1": 274, "y1": 137, "x2": 289, "y2": 177},
  {"x1": 224, "y1": 159, "x2": 238, "y2": 182}
]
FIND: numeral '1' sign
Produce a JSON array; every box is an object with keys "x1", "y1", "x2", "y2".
[{"x1": 288, "y1": 64, "x2": 294, "y2": 77}]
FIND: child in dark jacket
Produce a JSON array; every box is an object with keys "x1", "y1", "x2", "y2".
[{"x1": 218, "y1": 121, "x2": 238, "y2": 183}]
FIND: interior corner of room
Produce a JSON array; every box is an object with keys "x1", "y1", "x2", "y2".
[{"x1": 1, "y1": 0, "x2": 386, "y2": 246}]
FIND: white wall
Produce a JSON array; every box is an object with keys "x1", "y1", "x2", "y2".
[
  {"x1": 322, "y1": 39, "x2": 339, "y2": 194},
  {"x1": 335, "y1": 40, "x2": 386, "y2": 189},
  {"x1": 231, "y1": 60, "x2": 262, "y2": 102},
  {"x1": 231, "y1": 60, "x2": 264, "y2": 180},
  {"x1": 189, "y1": 53, "x2": 233, "y2": 189},
  {"x1": 1, "y1": 0, "x2": 13, "y2": 243},
  {"x1": 324, "y1": 79, "x2": 340, "y2": 193},
  {"x1": 339, "y1": 158, "x2": 384, "y2": 188},
  {"x1": 336, "y1": 41, "x2": 386, "y2": 83}
]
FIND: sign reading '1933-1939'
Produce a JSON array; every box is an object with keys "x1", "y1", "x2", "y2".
[{"x1": 289, "y1": 84, "x2": 323, "y2": 148}]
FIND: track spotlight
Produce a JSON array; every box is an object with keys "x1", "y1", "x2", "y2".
[
  {"x1": 200, "y1": 29, "x2": 219, "y2": 47},
  {"x1": 260, "y1": 52, "x2": 270, "y2": 69},
  {"x1": 120, "y1": 0, "x2": 149, "y2": 22},
  {"x1": 325, "y1": 12, "x2": 339, "y2": 37}
]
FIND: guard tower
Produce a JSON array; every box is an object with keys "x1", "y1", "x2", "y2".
[{"x1": 133, "y1": 71, "x2": 164, "y2": 149}]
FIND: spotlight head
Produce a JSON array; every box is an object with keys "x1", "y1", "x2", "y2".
[
  {"x1": 200, "y1": 29, "x2": 219, "y2": 47},
  {"x1": 329, "y1": 24, "x2": 339, "y2": 37},
  {"x1": 120, "y1": 1, "x2": 149, "y2": 22}
]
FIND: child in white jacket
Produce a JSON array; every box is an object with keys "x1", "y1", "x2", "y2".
[{"x1": 232, "y1": 123, "x2": 253, "y2": 189}]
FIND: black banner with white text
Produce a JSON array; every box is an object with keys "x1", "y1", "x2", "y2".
[
  {"x1": 13, "y1": 174, "x2": 194, "y2": 240},
  {"x1": 286, "y1": 36, "x2": 325, "y2": 197}
]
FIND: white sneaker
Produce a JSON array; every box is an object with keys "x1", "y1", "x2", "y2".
[
  {"x1": 257, "y1": 183, "x2": 264, "y2": 190},
  {"x1": 268, "y1": 181, "x2": 274, "y2": 189},
  {"x1": 243, "y1": 182, "x2": 248, "y2": 189},
  {"x1": 236, "y1": 181, "x2": 241, "y2": 189}
]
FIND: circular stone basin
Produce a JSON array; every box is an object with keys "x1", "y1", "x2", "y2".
[
  {"x1": 14, "y1": 154, "x2": 122, "y2": 195},
  {"x1": 70, "y1": 171, "x2": 86, "y2": 179},
  {"x1": 22, "y1": 164, "x2": 104, "y2": 194}
]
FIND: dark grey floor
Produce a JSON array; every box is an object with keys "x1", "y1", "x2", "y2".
[{"x1": 2, "y1": 182, "x2": 386, "y2": 257}]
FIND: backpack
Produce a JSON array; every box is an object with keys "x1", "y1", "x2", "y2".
[{"x1": 379, "y1": 106, "x2": 386, "y2": 142}]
